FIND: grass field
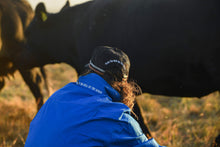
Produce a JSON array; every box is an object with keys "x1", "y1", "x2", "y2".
[{"x1": 0, "y1": 63, "x2": 219, "y2": 147}]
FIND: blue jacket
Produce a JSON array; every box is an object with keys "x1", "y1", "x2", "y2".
[{"x1": 25, "y1": 73, "x2": 163, "y2": 147}]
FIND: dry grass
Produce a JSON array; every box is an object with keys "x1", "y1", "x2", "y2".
[
  {"x1": 138, "y1": 92, "x2": 220, "y2": 147},
  {"x1": 0, "y1": 98, "x2": 35, "y2": 147},
  {"x1": 0, "y1": 63, "x2": 77, "y2": 147},
  {"x1": 0, "y1": 63, "x2": 219, "y2": 147}
]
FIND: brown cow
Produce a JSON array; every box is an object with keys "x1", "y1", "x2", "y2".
[{"x1": 0, "y1": 0, "x2": 47, "y2": 110}]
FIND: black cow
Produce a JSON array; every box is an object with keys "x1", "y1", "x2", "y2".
[
  {"x1": 19, "y1": 0, "x2": 220, "y2": 98},
  {"x1": 0, "y1": 0, "x2": 48, "y2": 110},
  {"x1": 17, "y1": 0, "x2": 220, "y2": 139}
]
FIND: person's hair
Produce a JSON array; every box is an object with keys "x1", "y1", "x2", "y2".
[
  {"x1": 111, "y1": 81, "x2": 142, "y2": 110},
  {"x1": 81, "y1": 68, "x2": 142, "y2": 110},
  {"x1": 83, "y1": 46, "x2": 142, "y2": 110}
]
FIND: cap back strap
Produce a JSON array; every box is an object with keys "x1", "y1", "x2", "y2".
[{"x1": 89, "y1": 60, "x2": 105, "y2": 74}]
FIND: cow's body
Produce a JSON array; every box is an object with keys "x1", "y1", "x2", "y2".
[
  {"x1": 20, "y1": 0, "x2": 220, "y2": 98},
  {"x1": 0, "y1": 0, "x2": 47, "y2": 110},
  {"x1": 75, "y1": 0, "x2": 220, "y2": 98}
]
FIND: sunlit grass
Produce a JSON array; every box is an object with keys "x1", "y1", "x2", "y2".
[
  {"x1": 138, "y1": 92, "x2": 220, "y2": 147},
  {"x1": 0, "y1": 63, "x2": 219, "y2": 146},
  {"x1": 0, "y1": 98, "x2": 36, "y2": 146}
]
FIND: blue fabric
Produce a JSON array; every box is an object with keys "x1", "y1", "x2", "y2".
[{"x1": 25, "y1": 73, "x2": 164, "y2": 147}]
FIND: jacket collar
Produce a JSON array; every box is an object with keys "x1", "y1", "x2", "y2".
[{"x1": 76, "y1": 73, "x2": 121, "y2": 102}]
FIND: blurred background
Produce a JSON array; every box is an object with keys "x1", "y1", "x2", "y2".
[{"x1": 27, "y1": 0, "x2": 90, "y2": 12}]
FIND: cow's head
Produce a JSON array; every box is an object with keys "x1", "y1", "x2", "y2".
[{"x1": 18, "y1": 1, "x2": 72, "y2": 69}]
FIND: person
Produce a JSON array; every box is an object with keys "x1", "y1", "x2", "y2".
[{"x1": 25, "y1": 46, "x2": 165, "y2": 147}]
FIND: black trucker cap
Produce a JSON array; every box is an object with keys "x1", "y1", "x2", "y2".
[{"x1": 88, "y1": 46, "x2": 130, "y2": 81}]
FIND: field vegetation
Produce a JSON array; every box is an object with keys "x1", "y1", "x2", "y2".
[{"x1": 0, "y1": 63, "x2": 219, "y2": 147}]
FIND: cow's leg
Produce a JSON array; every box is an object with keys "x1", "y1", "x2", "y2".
[
  {"x1": 0, "y1": 77, "x2": 5, "y2": 91},
  {"x1": 40, "y1": 66, "x2": 49, "y2": 95},
  {"x1": 19, "y1": 68, "x2": 45, "y2": 111},
  {"x1": 132, "y1": 100, "x2": 152, "y2": 138},
  {"x1": 212, "y1": 134, "x2": 220, "y2": 147}
]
